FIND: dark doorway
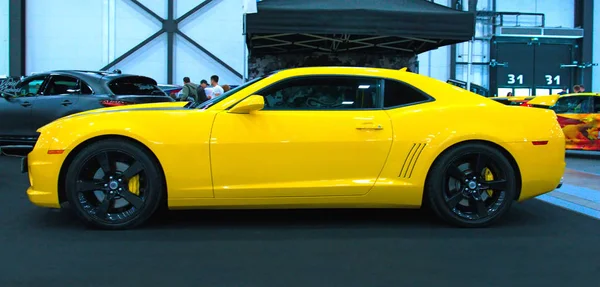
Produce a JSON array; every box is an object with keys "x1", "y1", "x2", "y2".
[{"x1": 491, "y1": 39, "x2": 576, "y2": 97}]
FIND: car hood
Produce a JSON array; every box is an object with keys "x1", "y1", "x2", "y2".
[
  {"x1": 71, "y1": 101, "x2": 189, "y2": 116},
  {"x1": 37, "y1": 101, "x2": 190, "y2": 132}
]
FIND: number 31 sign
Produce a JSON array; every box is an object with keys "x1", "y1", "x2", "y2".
[{"x1": 544, "y1": 75, "x2": 560, "y2": 85}]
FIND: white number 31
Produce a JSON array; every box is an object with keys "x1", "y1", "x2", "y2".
[{"x1": 545, "y1": 75, "x2": 560, "y2": 85}]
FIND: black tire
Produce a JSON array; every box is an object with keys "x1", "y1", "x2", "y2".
[
  {"x1": 64, "y1": 139, "x2": 164, "y2": 230},
  {"x1": 425, "y1": 143, "x2": 517, "y2": 228}
]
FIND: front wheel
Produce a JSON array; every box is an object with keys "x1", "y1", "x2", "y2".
[
  {"x1": 64, "y1": 139, "x2": 165, "y2": 230},
  {"x1": 426, "y1": 143, "x2": 518, "y2": 228}
]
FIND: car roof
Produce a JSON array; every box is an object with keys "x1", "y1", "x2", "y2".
[
  {"x1": 46, "y1": 70, "x2": 152, "y2": 83},
  {"x1": 560, "y1": 92, "x2": 599, "y2": 97},
  {"x1": 272, "y1": 66, "x2": 405, "y2": 77}
]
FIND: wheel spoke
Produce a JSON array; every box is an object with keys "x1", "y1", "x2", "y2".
[
  {"x1": 481, "y1": 179, "x2": 508, "y2": 191},
  {"x1": 446, "y1": 164, "x2": 465, "y2": 180},
  {"x1": 122, "y1": 161, "x2": 143, "y2": 180},
  {"x1": 470, "y1": 198, "x2": 488, "y2": 218},
  {"x1": 95, "y1": 197, "x2": 111, "y2": 218},
  {"x1": 77, "y1": 180, "x2": 104, "y2": 193},
  {"x1": 472, "y1": 153, "x2": 487, "y2": 175},
  {"x1": 446, "y1": 192, "x2": 464, "y2": 208},
  {"x1": 96, "y1": 152, "x2": 112, "y2": 175},
  {"x1": 120, "y1": 190, "x2": 144, "y2": 209}
]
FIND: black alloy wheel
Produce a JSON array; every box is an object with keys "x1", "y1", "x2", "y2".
[
  {"x1": 64, "y1": 139, "x2": 164, "y2": 230},
  {"x1": 426, "y1": 143, "x2": 517, "y2": 227}
]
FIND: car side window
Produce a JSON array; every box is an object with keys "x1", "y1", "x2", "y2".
[
  {"x1": 552, "y1": 96, "x2": 593, "y2": 114},
  {"x1": 80, "y1": 81, "x2": 93, "y2": 95},
  {"x1": 594, "y1": 97, "x2": 600, "y2": 113},
  {"x1": 258, "y1": 76, "x2": 381, "y2": 110},
  {"x1": 383, "y1": 79, "x2": 432, "y2": 108},
  {"x1": 44, "y1": 75, "x2": 80, "y2": 96},
  {"x1": 12, "y1": 76, "x2": 47, "y2": 98}
]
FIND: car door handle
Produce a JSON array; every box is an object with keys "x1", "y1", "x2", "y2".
[
  {"x1": 21, "y1": 102, "x2": 31, "y2": 107},
  {"x1": 61, "y1": 100, "x2": 72, "y2": 106},
  {"x1": 356, "y1": 123, "x2": 384, "y2": 130}
]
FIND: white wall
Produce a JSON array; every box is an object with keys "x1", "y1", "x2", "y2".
[
  {"x1": 177, "y1": 0, "x2": 245, "y2": 86},
  {"x1": 0, "y1": 0, "x2": 9, "y2": 76},
  {"x1": 496, "y1": 0, "x2": 575, "y2": 28},
  {"x1": 593, "y1": 0, "x2": 600, "y2": 91},
  {"x1": 25, "y1": 0, "x2": 244, "y2": 85},
  {"x1": 417, "y1": 0, "x2": 451, "y2": 82}
]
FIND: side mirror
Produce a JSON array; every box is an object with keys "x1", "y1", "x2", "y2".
[{"x1": 229, "y1": 95, "x2": 264, "y2": 114}]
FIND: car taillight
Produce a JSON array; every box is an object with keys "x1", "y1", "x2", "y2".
[{"x1": 100, "y1": 100, "x2": 131, "y2": 107}]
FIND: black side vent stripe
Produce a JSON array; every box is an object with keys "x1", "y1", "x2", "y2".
[
  {"x1": 408, "y1": 143, "x2": 427, "y2": 178},
  {"x1": 399, "y1": 143, "x2": 417, "y2": 178},
  {"x1": 400, "y1": 143, "x2": 427, "y2": 178}
]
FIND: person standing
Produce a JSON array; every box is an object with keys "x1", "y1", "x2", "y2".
[
  {"x1": 558, "y1": 87, "x2": 568, "y2": 95},
  {"x1": 195, "y1": 79, "x2": 209, "y2": 103},
  {"x1": 181, "y1": 77, "x2": 198, "y2": 102},
  {"x1": 210, "y1": 75, "x2": 224, "y2": 98}
]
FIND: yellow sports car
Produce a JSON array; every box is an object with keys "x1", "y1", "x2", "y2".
[{"x1": 23, "y1": 67, "x2": 565, "y2": 229}]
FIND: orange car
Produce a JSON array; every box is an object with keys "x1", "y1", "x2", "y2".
[{"x1": 548, "y1": 93, "x2": 600, "y2": 151}]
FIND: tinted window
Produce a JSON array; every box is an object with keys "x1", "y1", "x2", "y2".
[
  {"x1": 259, "y1": 76, "x2": 380, "y2": 110},
  {"x1": 45, "y1": 75, "x2": 80, "y2": 95},
  {"x1": 384, "y1": 79, "x2": 431, "y2": 108},
  {"x1": 552, "y1": 96, "x2": 593, "y2": 114},
  {"x1": 108, "y1": 77, "x2": 164, "y2": 96},
  {"x1": 594, "y1": 97, "x2": 600, "y2": 113},
  {"x1": 81, "y1": 82, "x2": 93, "y2": 95}
]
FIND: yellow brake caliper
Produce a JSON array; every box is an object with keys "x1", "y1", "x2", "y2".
[
  {"x1": 128, "y1": 175, "x2": 140, "y2": 196},
  {"x1": 484, "y1": 168, "x2": 494, "y2": 197}
]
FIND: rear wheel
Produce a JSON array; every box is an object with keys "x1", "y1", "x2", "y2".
[
  {"x1": 64, "y1": 139, "x2": 164, "y2": 230},
  {"x1": 426, "y1": 143, "x2": 517, "y2": 227}
]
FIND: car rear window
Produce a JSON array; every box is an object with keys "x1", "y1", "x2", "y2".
[{"x1": 108, "y1": 76, "x2": 165, "y2": 96}]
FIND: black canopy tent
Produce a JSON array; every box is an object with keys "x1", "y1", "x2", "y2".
[{"x1": 245, "y1": 0, "x2": 476, "y2": 55}]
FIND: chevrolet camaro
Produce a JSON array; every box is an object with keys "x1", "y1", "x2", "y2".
[{"x1": 23, "y1": 67, "x2": 565, "y2": 229}]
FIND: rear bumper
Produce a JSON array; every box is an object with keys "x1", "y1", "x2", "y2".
[{"x1": 503, "y1": 140, "x2": 565, "y2": 201}]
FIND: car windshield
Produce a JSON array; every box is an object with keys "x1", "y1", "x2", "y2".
[{"x1": 192, "y1": 75, "x2": 268, "y2": 109}]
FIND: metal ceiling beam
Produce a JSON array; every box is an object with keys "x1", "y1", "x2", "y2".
[
  {"x1": 177, "y1": 0, "x2": 214, "y2": 23},
  {"x1": 100, "y1": 29, "x2": 165, "y2": 71},
  {"x1": 130, "y1": 0, "x2": 163, "y2": 22},
  {"x1": 101, "y1": 0, "x2": 242, "y2": 83},
  {"x1": 166, "y1": 0, "x2": 174, "y2": 84}
]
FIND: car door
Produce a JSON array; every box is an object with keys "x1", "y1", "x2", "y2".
[
  {"x1": 30, "y1": 75, "x2": 82, "y2": 131},
  {"x1": 552, "y1": 95, "x2": 594, "y2": 149},
  {"x1": 0, "y1": 75, "x2": 48, "y2": 143},
  {"x1": 210, "y1": 75, "x2": 393, "y2": 198}
]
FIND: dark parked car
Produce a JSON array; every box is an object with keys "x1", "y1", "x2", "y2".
[{"x1": 0, "y1": 70, "x2": 174, "y2": 148}]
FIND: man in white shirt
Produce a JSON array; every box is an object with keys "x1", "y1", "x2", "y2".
[{"x1": 210, "y1": 75, "x2": 224, "y2": 97}]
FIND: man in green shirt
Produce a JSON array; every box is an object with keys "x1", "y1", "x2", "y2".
[{"x1": 180, "y1": 77, "x2": 198, "y2": 102}]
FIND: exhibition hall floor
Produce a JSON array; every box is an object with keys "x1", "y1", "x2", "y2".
[{"x1": 0, "y1": 154, "x2": 599, "y2": 286}]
